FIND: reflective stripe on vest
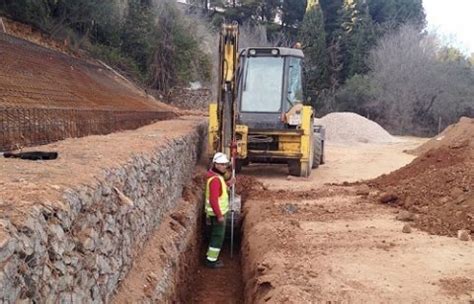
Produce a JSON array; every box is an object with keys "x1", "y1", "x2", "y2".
[{"x1": 205, "y1": 175, "x2": 229, "y2": 216}]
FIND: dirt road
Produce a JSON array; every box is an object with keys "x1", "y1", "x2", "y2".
[
  {"x1": 244, "y1": 137, "x2": 426, "y2": 190},
  {"x1": 241, "y1": 137, "x2": 474, "y2": 303}
]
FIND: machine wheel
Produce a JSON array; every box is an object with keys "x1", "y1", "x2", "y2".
[
  {"x1": 312, "y1": 136, "x2": 323, "y2": 169},
  {"x1": 320, "y1": 140, "x2": 325, "y2": 165},
  {"x1": 288, "y1": 160, "x2": 311, "y2": 177}
]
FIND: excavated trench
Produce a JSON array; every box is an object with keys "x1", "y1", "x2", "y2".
[
  {"x1": 111, "y1": 167, "x2": 246, "y2": 303},
  {"x1": 0, "y1": 30, "x2": 250, "y2": 303},
  {"x1": 0, "y1": 116, "x2": 249, "y2": 303}
]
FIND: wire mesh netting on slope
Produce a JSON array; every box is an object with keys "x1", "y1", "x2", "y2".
[
  {"x1": 0, "y1": 32, "x2": 180, "y2": 151},
  {"x1": 0, "y1": 107, "x2": 177, "y2": 151}
]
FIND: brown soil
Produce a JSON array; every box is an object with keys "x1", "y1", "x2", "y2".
[
  {"x1": 0, "y1": 31, "x2": 174, "y2": 112},
  {"x1": 408, "y1": 117, "x2": 474, "y2": 156},
  {"x1": 439, "y1": 277, "x2": 474, "y2": 297},
  {"x1": 369, "y1": 118, "x2": 474, "y2": 237},
  {"x1": 239, "y1": 135, "x2": 474, "y2": 303},
  {"x1": 235, "y1": 175, "x2": 265, "y2": 203},
  {"x1": 244, "y1": 137, "x2": 427, "y2": 191},
  {"x1": 0, "y1": 117, "x2": 202, "y2": 225},
  {"x1": 190, "y1": 246, "x2": 244, "y2": 304}
]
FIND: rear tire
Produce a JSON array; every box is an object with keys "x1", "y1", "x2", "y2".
[
  {"x1": 288, "y1": 160, "x2": 311, "y2": 177},
  {"x1": 312, "y1": 136, "x2": 323, "y2": 169},
  {"x1": 320, "y1": 140, "x2": 325, "y2": 165}
]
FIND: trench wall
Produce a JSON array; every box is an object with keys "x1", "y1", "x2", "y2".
[
  {"x1": 111, "y1": 176, "x2": 204, "y2": 303},
  {"x1": 0, "y1": 118, "x2": 206, "y2": 303}
]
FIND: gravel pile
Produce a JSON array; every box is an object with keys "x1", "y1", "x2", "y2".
[{"x1": 315, "y1": 112, "x2": 397, "y2": 144}]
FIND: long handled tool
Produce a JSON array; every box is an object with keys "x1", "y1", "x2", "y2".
[
  {"x1": 230, "y1": 161, "x2": 236, "y2": 258},
  {"x1": 230, "y1": 141, "x2": 237, "y2": 258}
]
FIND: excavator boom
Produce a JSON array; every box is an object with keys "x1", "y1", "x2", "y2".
[{"x1": 215, "y1": 22, "x2": 239, "y2": 158}]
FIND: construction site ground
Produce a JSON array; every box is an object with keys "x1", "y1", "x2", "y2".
[
  {"x1": 240, "y1": 138, "x2": 474, "y2": 303},
  {"x1": 105, "y1": 136, "x2": 473, "y2": 303}
]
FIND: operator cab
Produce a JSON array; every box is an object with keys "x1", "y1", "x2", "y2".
[{"x1": 236, "y1": 47, "x2": 305, "y2": 130}]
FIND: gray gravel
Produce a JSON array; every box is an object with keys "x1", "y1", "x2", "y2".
[{"x1": 315, "y1": 112, "x2": 397, "y2": 144}]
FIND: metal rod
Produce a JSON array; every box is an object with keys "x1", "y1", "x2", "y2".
[{"x1": 230, "y1": 155, "x2": 236, "y2": 259}]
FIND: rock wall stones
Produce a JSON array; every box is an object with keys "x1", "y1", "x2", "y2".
[
  {"x1": 164, "y1": 87, "x2": 211, "y2": 110},
  {"x1": 0, "y1": 122, "x2": 206, "y2": 303}
]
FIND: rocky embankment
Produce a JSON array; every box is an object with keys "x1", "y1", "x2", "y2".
[{"x1": 0, "y1": 117, "x2": 205, "y2": 302}]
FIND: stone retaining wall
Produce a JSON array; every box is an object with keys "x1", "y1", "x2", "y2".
[
  {"x1": 0, "y1": 119, "x2": 206, "y2": 303},
  {"x1": 158, "y1": 87, "x2": 211, "y2": 110}
]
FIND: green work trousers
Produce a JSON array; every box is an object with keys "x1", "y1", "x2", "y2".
[{"x1": 206, "y1": 215, "x2": 226, "y2": 262}]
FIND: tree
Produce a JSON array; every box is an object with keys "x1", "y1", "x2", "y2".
[
  {"x1": 334, "y1": 74, "x2": 374, "y2": 114},
  {"x1": 367, "y1": 0, "x2": 425, "y2": 30},
  {"x1": 319, "y1": 0, "x2": 344, "y2": 43},
  {"x1": 340, "y1": 0, "x2": 376, "y2": 78},
  {"x1": 120, "y1": 0, "x2": 156, "y2": 76},
  {"x1": 298, "y1": 3, "x2": 330, "y2": 101},
  {"x1": 1, "y1": 0, "x2": 114, "y2": 33},
  {"x1": 280, "y1": 0, "x2": 306, "y2": 28},
  {"x1": 437, "y1": 46, "x2": 468, "y2": 64},
  {"x1": 367, "y1": 24, "x2": 474, "y2": 135},
  {"x1": 257, "y1": 0, "x2": 280, "y2": 22},
  {"x1": 148, "y1": 0, "x2": 212, "y2": 91}
]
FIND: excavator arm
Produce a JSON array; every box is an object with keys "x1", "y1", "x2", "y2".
[{"x1": 209, "y1": 22, "x2": 239, "y2": 159}]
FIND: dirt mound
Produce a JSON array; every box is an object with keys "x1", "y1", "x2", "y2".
[
  {"x1": 369, "y1": 118, "x2": 473, "y2": 237},
  {"x1": 315, "y1": 112, "x2": 397, "y2": 144},
  {"x1": 408, "y1": 117, "x2": 474, "y2": 155}
]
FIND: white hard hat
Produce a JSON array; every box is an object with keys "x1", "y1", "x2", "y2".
[{"x1": 213, "y1": 152, "x2": 230, "y2": 164}]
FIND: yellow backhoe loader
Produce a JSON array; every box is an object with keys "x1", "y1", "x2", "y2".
[{"x1": 208, "y1": 22, "x2": 325, "y2": 177}]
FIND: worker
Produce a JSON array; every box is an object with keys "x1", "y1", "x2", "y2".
[{"x1": 204, "y1": 152, "x2": 235, "y2": 268}]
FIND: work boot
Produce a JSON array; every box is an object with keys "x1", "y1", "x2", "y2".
[{"x1": 205, "y1": 259, "x2": 224, "y2": 269}]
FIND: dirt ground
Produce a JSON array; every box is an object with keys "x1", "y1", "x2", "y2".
[
  {"x1": 190, "y1": 245, "x2": 244, "y2": 304},
  {"x1": 240, "y1": 138, "x2": 474, "y2": 303},
  {"x1": 0, "y1": 117, "x2": 202, "y2": 225},
  {"x1": 244, "y1": 137, "x2": 427, "y2": 191}
]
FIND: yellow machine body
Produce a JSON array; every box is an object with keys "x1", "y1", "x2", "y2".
[
  {"x1": 209, "y1": 102, "x2": 315, "y2": 177},
  {"x1": 209, "y1": 23, "x2": 323, "y2": 177}
]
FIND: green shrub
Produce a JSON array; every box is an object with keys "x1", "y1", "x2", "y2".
[{"x1": 88, "y1": 44, "x2": 144, "y2": 83}]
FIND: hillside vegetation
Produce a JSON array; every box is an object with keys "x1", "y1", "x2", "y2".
[
  {"x1": 0, "y1": 0, "x2": 212, "y2": 92},
  {"x1": 1, "y1": 0, "x2": 472, "y2": 135}
]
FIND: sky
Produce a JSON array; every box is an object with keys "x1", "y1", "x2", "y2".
[{"x1": 423, "y1": 0, "x2": 474, "y2": 54}]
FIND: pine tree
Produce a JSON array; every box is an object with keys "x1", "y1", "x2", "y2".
[
  {"x1": 367, "y1": 0, "x2": 426, "y2": 30},
  {"x1": 298, "y1": 1, "x2": 330, "y2": 98},
  {"x1": 340, "y1": 0, "x2": 376, "y2": 78},
  {"x1": 280, "y1": 0, "x2": 306, "y2": 28},
  {"x1": 317, "y1": 0, "x2": 345, "y2": 90},
  {"x1": 120, "y1": 0, "x2": 156, "y2": 76},
  {"x1": 319, "y1": 0, "x2": 344, "y2": 44}
]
